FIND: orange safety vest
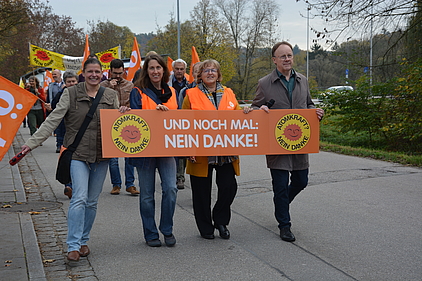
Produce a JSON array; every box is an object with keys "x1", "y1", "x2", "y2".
[
  {"x1": 186, "y1": 87, "x2": 239, "y2": 110},
  {"x1": 134, "y1": 87, "x2": 178, "y2": 109}
]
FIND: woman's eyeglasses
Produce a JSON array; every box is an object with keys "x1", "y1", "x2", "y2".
[{"x1": 203, "y1": 68, "x2": 218, "y2": 73}]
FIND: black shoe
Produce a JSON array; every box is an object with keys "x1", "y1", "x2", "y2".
[
  {"x1": 280, "y1": 227, "x2": 295, "y2": 242},
  {"x1": 146, "y1": 239, "x2": 162, "y2": 247},
  {"x1": 164, "y1": 234, "x2": 176, "y2": 247},
  {"x1": 176, "y1": 178, "x2": 185, "y2": 189},
  {"x1": 56, "y1": 147, "x2": 60, "y2": 153},
  {"x1": 201, "y1": 234, "x2": 215, "y2": 239},
  {"x1": 215, "y1": 224, "x2": 230, "y2": 239}
]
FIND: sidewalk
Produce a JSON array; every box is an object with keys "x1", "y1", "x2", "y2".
[
  {"x1": 0, "y1": 145, "x2": 46, "y2": 281},
  {"x1": 1, "y1": 126, "x2": 422, "y2": 280}
]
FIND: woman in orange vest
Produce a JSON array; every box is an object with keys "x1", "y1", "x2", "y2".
[
  {"x1": 182, "y1": 59, "x2": 252, "y2": 240},
  {"x1": 128, "y1": 54, "x2": 178, "y2": 247}
]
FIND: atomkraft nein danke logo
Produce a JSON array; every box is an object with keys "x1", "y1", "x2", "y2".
[
  {"x1": 275, "y1": 113, "x2": 311, "y2": 152},
  {"x1": 31, "y1": 47, "x2": 55, "y2": 67},
  {"x1": 111, "y1": 114, "x2": 151, "y2": 154}
]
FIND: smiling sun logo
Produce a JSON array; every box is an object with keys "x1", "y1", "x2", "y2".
[
  {"x1": 275, "y1": 113, "x2": 311, "y2": 151},
  {"x1": 111, "y1": 114, "x2": 151, "y2": 154},
  {"x1": 120, "y1": 125, "x2": 141, "y2": 143}
]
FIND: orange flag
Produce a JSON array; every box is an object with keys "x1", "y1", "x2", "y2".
[
  {"x1": 167, "y1": 56, "x2": 173, "y2": 74},
  {"x1": 0, "y1": 76, "x2": 38, "y2": 161},
  {"x1": 127, "y1": 37, "x2": 142, "y2": 81},
  {"x1": 189, "y1": 46, "x2": 200, "y2": 83},
  {"x1": 43, "y1": 70, "x2": 53, "y2": 94},
  {"x1": 79, "y1": 34, "x2": 90, "y2": 74}
]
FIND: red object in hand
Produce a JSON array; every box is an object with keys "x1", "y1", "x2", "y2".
[{"x1": 9, "y1": 152, "x2": 25, "y2": 166}]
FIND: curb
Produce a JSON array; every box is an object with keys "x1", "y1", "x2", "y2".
[{"x1": 8, "y1": 145, "x2": 47, "y2": 281}]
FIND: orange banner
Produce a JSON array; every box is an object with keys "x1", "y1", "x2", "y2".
[
  {"x1": 189, "y1": 46, "x2": 200, "y2": 83},
  {"x1": 43, "y1": 69, "x2": 53, "y2": 93},
  {"x1": 167, "y1": 56, "x2": 173, "y2": 73},
  {"x1": 100, "y1": 109, "x2": 319, "y2": 158},
  {"x1": 127, "y1": 37, "x2": 141, "y2": 81},
  {"x1": 0, "y1": 76, "x2": 38, "y2": 161}
]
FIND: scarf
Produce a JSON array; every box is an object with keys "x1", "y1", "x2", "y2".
[
  {"x1": 148, "y1": 81, "x2": 172, "y2": 103},
  {"x1": 198, "y1": 82, "x2": 225, "y2": 109},
  {"x1": 198, "y1": 82, "x2": 238, "y2": 166}
]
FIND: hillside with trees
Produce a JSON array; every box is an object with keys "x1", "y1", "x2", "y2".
[{"x1": 1, "y1": 0, "x2": 420, "y2": 157}]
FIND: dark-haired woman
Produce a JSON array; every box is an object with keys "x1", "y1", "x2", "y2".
[
  {"x1": 20, "y1": 58, "x2": 130, "y2": 264},
  {"x1": 129, "y1": 54, "x2": 178, "y2": 247},
  {"x1": 26, "y1": 76, "x2": 46, "y2": 135}
]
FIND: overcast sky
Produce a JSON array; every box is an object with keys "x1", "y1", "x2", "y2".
[{"x1": 46, "y1": 0, "x2": 329, "y2": 50}]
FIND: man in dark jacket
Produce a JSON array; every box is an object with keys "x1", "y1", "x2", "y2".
[{"x1": 252, "y1": 41, "x2": 324, "y2": 242}]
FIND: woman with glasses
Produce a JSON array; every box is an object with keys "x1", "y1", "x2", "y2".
[{"x1": 182, "y1": 59, "x2": 251, "y2": 240}]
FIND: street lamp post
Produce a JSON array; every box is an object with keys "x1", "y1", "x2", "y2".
[
  {"x1": 306, "y1": 4, "x2": 310, "y2": 79},
  {"x1": 370, "y1": 1, "x2": 373, "y2": 86},
  {"x1": 177, "y1": 0, "x2": 181, "y2": 59}
]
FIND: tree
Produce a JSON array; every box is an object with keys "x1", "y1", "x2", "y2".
[
  {"x1": 0, "y1": 0, "x2": 31, "y2": 40},
  {"x1": 304, "y1": 0, "x2": 419, "y2": 46},
  {"x1": 135, "y1": 32, "x2": 156, "y2": 55},
  {"x1": 87, "y1": 20, "x2": 134, "y2": 59},
  {"x1": 405, "y1": 1, "x2": 422, "y2": 59},
  {"x1": 214, "y1": 0, "x2": 279, "y2": 99},
  {"x1": 29, "y1": 3, "x2": 83, "y2": 56},
  {"x1": 147, "y1": 15, "x2": 197, "y2": 61},
  {"x1": 190, "y1": 0, "x2": 237, "y2": 82},
  {"x1": 0, "y1": 0, "x2": 83, "y2": 82}
]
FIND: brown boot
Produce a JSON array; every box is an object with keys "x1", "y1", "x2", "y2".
[
  {"x1": 67, "y1": 251, "x2": 80, "y2": 261},
  {"x1": 126, "y1": 186, "x2": 140, "y2": 195},
  {"x1": 110, "y1": 186, "x2": 121, "y2": 195},
  {"x1": 79, "y1": 245, "x2": 90, "y2": 257}
]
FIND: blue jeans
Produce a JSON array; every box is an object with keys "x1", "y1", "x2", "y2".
[
  {"x1": 67, "y1": 160, "x2": 109, "y2": 252},
  {"x1": 124, "y1": 158, "x2": 135, "y2": 188},
  {"x1": 134, "y1": 157, "x2": 177, "y2": 241},
  {"x1": 55, "y1": 119, "x2": 66, "y2": 148},
  {"x1": 109, "y1": 158, "x2": 122, "y2": 187},
  {"x1": 270, "y1": 168, "x2": 309, "y2": 229},
  {"x1": 109, "y1": 158, "x2": 135, "y2": 188}
]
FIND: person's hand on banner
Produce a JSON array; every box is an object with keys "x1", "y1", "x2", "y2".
[
  {"x1": 243, "y1": 107, "x2": 253, "y2": 114},
  {"x1": 316, "y1": 108, "x2": 324, "y2": 120},
  {"x1": 118, "y1": 106, "x2": 131, "y2": 113},
  {"x1": 156, "y1": 104, "x2": 169, "y2": 111}
]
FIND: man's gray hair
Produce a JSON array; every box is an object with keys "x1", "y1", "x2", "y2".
[{"x1": 172, "y1": 58, "x2": 187, "y2": 68}]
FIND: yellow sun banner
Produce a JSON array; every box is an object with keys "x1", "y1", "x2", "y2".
[
  {"x1": 96, "y1": 46, "x2": 121, "y2": 70},
  {"x1": 29, "y1": 44, "x2": 121, "y2": 71},
  {"x1": 29, "y1": 44, "x2": 83, "y2": 71}
]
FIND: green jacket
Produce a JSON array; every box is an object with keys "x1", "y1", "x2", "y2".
[{"x1": 25, "y1": 82, "x2": 119, "y2": 163}]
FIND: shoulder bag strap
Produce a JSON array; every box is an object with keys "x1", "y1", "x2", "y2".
[{"x1": 67, "y1": 86, "x2": 106, "y2": 152}]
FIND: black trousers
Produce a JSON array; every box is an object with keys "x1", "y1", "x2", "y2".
[{"x1": 190, "y1": 163, "x2": 238, "y2": 236}]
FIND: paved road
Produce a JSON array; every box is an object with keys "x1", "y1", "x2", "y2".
[{"x1": 2, "y1": 127, "x2": 421, "y2": 280}]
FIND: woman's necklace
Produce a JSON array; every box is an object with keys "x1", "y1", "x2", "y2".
[{"x1": 85, "y1": 84, "x2": 99, "y2": 97}]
